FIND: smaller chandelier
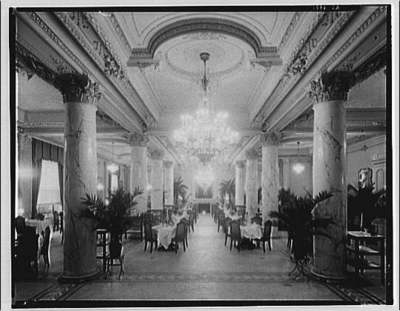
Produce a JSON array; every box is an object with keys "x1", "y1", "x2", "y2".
[{"x1": 173, "y1": 52, "x2": 239, "y2": 163}]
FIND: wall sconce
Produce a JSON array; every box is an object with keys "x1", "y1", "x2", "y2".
[{"x1": 97, "y1": 183, "x2": 104, "y2": 191}]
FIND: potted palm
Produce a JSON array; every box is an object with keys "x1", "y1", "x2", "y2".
[
  {"x1": 219, "y1": 178, "x2": 235, "y2": 208},
  {"x1": 174, "y1": 176, "x2": 188, "y2": 206},
  {"x1": 269, "y1": 190, "x2": 334, "y2": 279},
  {"x1": 82, "y1": 187, "x2": 143, "y2": 257}
]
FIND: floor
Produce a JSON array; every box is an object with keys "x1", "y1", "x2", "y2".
[{"x1": 13, "y1": 214, "x2": 386, "y2": 306}]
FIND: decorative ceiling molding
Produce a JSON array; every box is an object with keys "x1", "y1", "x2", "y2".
[
  {"x1": 19, "y1": 11, "x2": 150, "y2": 132},
  {"x1": 278, "y1": 12, "x2": 303, "y2": 51},
  {"x1": 252, "y1": 10, "x2": 357, "y2": 129},
  {"x1": 127, "y1": 18, "x2": 282, "y2": 69},
  {"x1": 52, "y1": 11, "x2": 157, "y2": 129},
  {"x1": 323, "y1": 6, "x2": 387, "y2": 71},
  {"x1": 255, "y1": 6, "x2": 386, "y2": 133}
]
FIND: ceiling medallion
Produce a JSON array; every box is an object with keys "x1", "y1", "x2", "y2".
[{"x1": 173, "y1": 52, "x2": 239, "y2": 164}]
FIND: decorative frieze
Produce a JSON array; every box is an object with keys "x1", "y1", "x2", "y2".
[
  {"x1": 308, "y1": 71, "x2": 355, "y2": 102},
  {"x1": 54, "y1": 73, "x2": 102, "y2": 104}
]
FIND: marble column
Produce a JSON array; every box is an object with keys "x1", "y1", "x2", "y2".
[
  {"x1": 261, "y1": 132, "x2": 280, "y2": 223},
  {"x1": 309, "y1": 71, "x2": 354, "y2": 280},
  {"x1": 245, "y1": 148, "x2": 259, "y2": 219},
  {"x1": 128, "y1": 132, "x2": 149, "y2": 214},
  {"x1": 54, "y1": 74, "x2": 101, "y2": 281},
  {"x1": 164, "y1": 161, "x2": 174, "y2": 206},
  {"x1": 235, "y1": 160, "x2": 245, "y2": 206},
  {"x1": 18, "y1": 132, "x2": 32, "y2": 218},
  {"x1": 150, "y1": 149, "x2": 164, "y2": 210},
  {"x1": 282, "y1": 158, "x2": 291, "y2": 190}
]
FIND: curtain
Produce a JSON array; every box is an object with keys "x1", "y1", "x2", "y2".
[
  {"x1": 31, "y1": 159, "x2": 42, "y2": 219},
  {"x1": 58, "y1": 163, "x2": 64, "y2": 208}
]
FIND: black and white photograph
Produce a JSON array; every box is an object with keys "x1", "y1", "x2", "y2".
[{"x1": 1, "y1": 1, "x2": 398, "y2": 309}]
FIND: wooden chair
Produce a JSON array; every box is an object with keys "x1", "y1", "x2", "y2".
[
  {"x1": 172, "y1": 221, "x2": 187, "y2": 253},
  {"x1": 251, "y1": 215, "x2": 262, "y2": 226},
  {"x1": 260, "y1": 220, "x2": 272, "y2": 252},
  {"x1": 39, "y1": 226, "x2": 51, "y2": 274},
  {"x1": 217, "y1": 211, "x2": 225, "y2": 232},
  {"x1": 223, "y1": 217, "x2": 232, "y2": 246},
  {"x1": 180, "y1": 218, "x2": 189, "y2": 248},
  {"x1": 229, "y1": 220, "x2": 241, "y2": 252},
  {"x1": 143, "y1": 222, "x2": 157, "y2": 253},
  {"x1": 17, "y1": 226, "x2": 38, "y2": 279},
  {"x1": 107, "y1": 234, "x2": 124, "y2": 280},
  {"x1": 125, "y1": 214, "x2": 143, "y2": 240},
  {"x1": 188, "y1": 211, "x2": 195, "y2": 233}
]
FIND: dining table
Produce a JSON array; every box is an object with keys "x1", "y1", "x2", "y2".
[
  {"x1": 152, "y1": 223, "x2": 176, "y2": 250},
  {"x1": 25, "y1": 218, "x2": 52, "y2": 234},
  {"x1": 240, "y1": 223, "x2": 262, "y2": 240}
]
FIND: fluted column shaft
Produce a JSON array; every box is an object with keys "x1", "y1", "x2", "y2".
[
  {"x1": 282, "y1": 158, "x2": 291, "y2": 190},
  {"x1": 261, "y1": 132, "x2": 280, "y2": 223},
  {"x1": 164, "y1": 161, "x2": 174, "y2": 206},
  {"x1": 235, "y1": 161, "x2": 245, "y2": 206},
  {"x1": 55, "y1": 74, "x2": 100, "y2": 281},
  {"x1": 128, "y1": 133, "x2": 149, "y2": 213},
  {"x1": 150, "y1": 150, "x2": 164, "y2": 210},
  {"x1": 309, "y1": 71, "x2": 354, "y2": 280},
  {"x1": 245, "y1": 148, "x2": 259, "y2": 219}
]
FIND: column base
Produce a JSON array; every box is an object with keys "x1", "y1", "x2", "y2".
[
  {"x1": 58, "y1": 269, "x2": 101, "y2": 283},
  {"x1": 311, "y1": 267, "x2": 347, "y2": 283}
]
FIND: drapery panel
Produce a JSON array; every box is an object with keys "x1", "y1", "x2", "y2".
[{"x1": 31, "y1": 139, "x2": 64, "y2": 218}]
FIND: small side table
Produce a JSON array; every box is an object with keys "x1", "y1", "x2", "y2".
[
  {"x1": 346, "y1": 231, "x2": 385, "y2": 284},
  {"x1": 96, "y1": 229, "x2": 110, "y2": 273}
]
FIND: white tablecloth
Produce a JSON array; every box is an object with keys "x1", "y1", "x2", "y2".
[
  {"x1": 152, "y1": 224, "x2": 176, "y2": 249},
  {"x1": 25, "y1": 219, "x2": 52, "y2": 234},
  {"x1": 240, "y1": 224, "x2": 262, "y2": 239}
]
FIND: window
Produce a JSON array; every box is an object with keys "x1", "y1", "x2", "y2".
[{"x1": 37, "y1": 160, "x2": 61, "y2": 214}]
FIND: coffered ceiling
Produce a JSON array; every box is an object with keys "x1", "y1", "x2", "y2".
[{"x1": 14, "y1": 6, "x2": 388, "y2": 165}]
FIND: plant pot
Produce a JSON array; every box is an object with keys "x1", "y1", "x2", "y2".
[{"x1": 110, "y1": 232, "x2": 122, "y2": 259}]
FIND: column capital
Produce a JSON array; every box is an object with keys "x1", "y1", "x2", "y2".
[
  {"x1": 308, "y1": 71, "x2": 355, "y2": 103},
  {"x1": 260, "y1": 131, "x2": 281, "y2": 146},
  {"x1": 150, "y1": 149, "x2": 164, "y2": 160},
  {"x1": 235, "y1": 160, "x2": 246, "y2": 169},
  {"x1": 128, "y1": 132, "x2": 149, "y2": 147},
  {"x1": 164, "y1": 160, "x2": 174, "y2": 169},
  {"x1": 54, "y1": 73, "x2": 101, "y2": 104},
  {"x1": 245, "y1": 148, "x2": 259, "y2": 160}
]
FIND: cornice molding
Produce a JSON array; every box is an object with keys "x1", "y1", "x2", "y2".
[
  {"x1": 252, "y1": 10, "x2": 356, "y2": 129},
  {"x1": 323, "y1": 6, "x2": 387, "y2": 71},
  {"x1": 52, "y1": 12, "x2": 157, "y2": 129},
  {"x1": 254, "y1": 7, "x2": 386, "y2": 133}
]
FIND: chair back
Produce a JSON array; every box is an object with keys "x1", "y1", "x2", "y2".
[
  {"x1": 251, "y1": 216, "x2": 262, "y2": 226},
  {"x1": 21, "y1": 226, "x2": 38, "y2": 260},
  {"x1": 230, "y1": 220, "x2": 241, "y2": 240},
  {"x1": 15, "y1": 216, "x2": 26, "y2": 234},
  {"x1": 144, "y1": 222, "x2": 154, "y2": 241},
  {"x1": 223, "y1": 217, "x2": 232, "y2": 234},
  {"x1": 143, "y1": 211, "x2": 153, "y2": 225},
  {"x1": 263, "y1": 220, "x2": 272, "y2": 239},
  {"x1": 42, "y1": 226, "x2": 51, "y2": 254},
  {"x1": 174, "y1": 222, "x2": 186, "y2": 242}
]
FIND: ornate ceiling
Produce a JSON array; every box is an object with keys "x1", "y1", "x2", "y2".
[{"x1": 14, "y1": 7, "x2": 388, "y2": 165}]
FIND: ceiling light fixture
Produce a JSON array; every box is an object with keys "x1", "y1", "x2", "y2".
[
  {"x1": 292, "y1": 141, "x2": 305, "y2": 174},
  {"x1": 107, "y1": 142, "x2": 119, "y2": 174},
  {"x1": 173, "y1": 52, "x2": 239, "y2": 164}
]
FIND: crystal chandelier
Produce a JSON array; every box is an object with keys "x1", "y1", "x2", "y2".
[{"x1": 173, "y1": 52, "x2": 239, "y2": 163}]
